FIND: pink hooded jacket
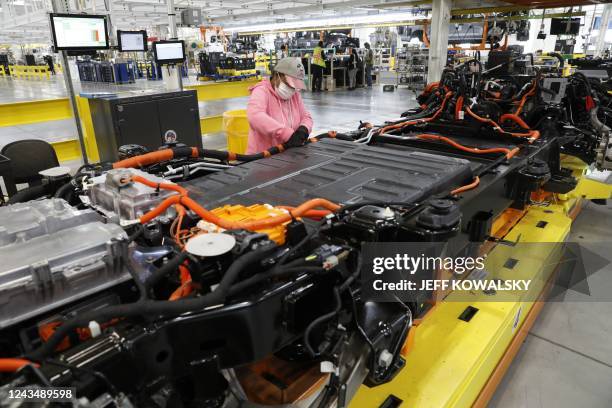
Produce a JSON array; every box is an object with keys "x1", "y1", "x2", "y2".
[{"x1": 246, "y1": 79, "x2": 313, "y2": 154}]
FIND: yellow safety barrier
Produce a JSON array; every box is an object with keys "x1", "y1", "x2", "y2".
[
  {"x1": 10, "y1": 65, "x2": 51, "y2": 80},
  {"x1": 75, "y1": 96, "x2": 101, "y2": 163},
  {"x1": 201, "y1": 115, "x2": 223, "y2": 134},
  {"x1": 0, "y1": 65, "x2": 6, "y2": 77},
  {"x1": 0, "y1": 98, "x2": 72, "y2": 127},
  {"x1": 185, "y1": 77, "x2": 260, "y2": 101},
  {"x1": 223, "y1": 109, "x2": 249, "y2": 154},
  {"x1": 0, "y1": 78, "x2": 256, "y2": 162},
  {"x1": 50, "y1": 139, "x2": 83, "y2": 162}
]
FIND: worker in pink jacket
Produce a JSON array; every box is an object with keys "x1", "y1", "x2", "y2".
[{"x1": 246, "y1": 57, "x2": 313, "y2": 154}]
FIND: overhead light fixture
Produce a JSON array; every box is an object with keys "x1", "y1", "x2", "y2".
[{"x1": 225, "y1": 11, "x2": 417, "y2": 33}]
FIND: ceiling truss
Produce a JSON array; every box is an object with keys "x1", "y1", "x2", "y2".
[{"x1": 0, "y1": 0, "x2": 603, "y2": 45}]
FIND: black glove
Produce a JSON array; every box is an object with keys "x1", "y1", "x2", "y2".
[{"x1": 285, "y1": 126, "x2": 309, "y2": 148}]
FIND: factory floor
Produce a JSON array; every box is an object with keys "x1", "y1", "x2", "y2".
[
  {"x1": 0, "y1": 76, "x2": 410, "y2": 151},
  {"x1": 489, "y1": 193, "x2": 612, "y2": 408},
  {"x1": 0, "y1": 76, "x2": 611, "y2": 408}
]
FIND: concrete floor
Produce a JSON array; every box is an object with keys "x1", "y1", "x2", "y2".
[
  {"x1": 0, "y1": 75, "x2": 611, "y2": 407},
  {"x1": 489, "y1": 196, "x2": 612, "y2": 408},
  {"x1": 0, "y1": 76, "x2": 414, "y2": 152}
]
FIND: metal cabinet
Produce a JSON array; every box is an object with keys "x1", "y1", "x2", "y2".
[{"x1": 89, "y1": 90, "x2": 202, "y2": 162}]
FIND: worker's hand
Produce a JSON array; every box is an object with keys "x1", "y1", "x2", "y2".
[{"x1": 286, "y1": 126, "x2": 309, "y2": 148}]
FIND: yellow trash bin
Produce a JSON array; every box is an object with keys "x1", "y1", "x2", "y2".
[{"x1": 223, "y1": 109, "x2": 250, "y2": 154}]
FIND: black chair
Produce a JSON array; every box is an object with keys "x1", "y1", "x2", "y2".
[{"x1": 1, "y1": 139, "x2": 59, "y2": 187}]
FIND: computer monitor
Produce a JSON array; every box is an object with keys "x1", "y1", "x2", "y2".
[
  {"x1": 50, "y1": 13, "x2": 109, "y2": 51},
  {"x1": 550, "y1": 18, "x2": 580, "y2": 35},
  {"x1": 153, "y1": 40, "x2": 186, "y2": 65},
  {"x1": 117, "y1": 30, "x2": 148, "y2": 52}
]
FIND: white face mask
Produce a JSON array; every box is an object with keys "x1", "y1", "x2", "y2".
[{"x1": 276, "y1": 81, "x2": 296, "y2": 100}]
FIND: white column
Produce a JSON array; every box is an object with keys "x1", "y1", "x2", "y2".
[
  {"x1": 596, "y1": 4, "x2": 612, "y2": 57},
  {"x1": 427, "y1": 0, "x2": 451, "y2": 83},
  {"x1": 105, "y1": 0, "x2": 115, "y2": 44},
  {"x1": 167, "y1": 0, "x2": 177, "y2": 39},
  {"x1": 0, "y1": 0, "x2": 9, "y2": 23}
]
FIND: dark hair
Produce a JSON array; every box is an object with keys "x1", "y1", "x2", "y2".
[
  {"x1": 351, "y1": 48, "x2": 357, "y2": 55},
  {"x1": 318, "y1": 41, "x2": 323, "y2": 47},
  {"x1": 270, "y1": 71, "x2": 285, "y2": 88},
  {"x1": 365, "y1": 42, "x2": 370, "y2": 48}
]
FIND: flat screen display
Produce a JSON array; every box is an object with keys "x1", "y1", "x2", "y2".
[
  {"x1": 550, "y1": 18, "x2": 580, "y2": 35},
  {"x1": 153, "y1": 41, "x2": 185, "y2": 64},
  {"x1": 50, "y1": 13, "x2": 109, "y2": 50},
  {"x1": 118, "y1": 30, "x2": 147, "y2": 52}
]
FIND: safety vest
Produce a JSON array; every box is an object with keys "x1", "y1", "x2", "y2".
[{"x1": 313, "y1": 46, "x2": 326, "y2": 67}]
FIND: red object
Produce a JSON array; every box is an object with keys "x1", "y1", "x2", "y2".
[
  {"x1": 455, "y1": 96, "x2": 464, "y2": 120},
  {"x1": 0, "y1": 359, "x2": 38, "y2": 372},
  {"x1": 585, "y1": 95, "x2": 595, "y2": 111}
]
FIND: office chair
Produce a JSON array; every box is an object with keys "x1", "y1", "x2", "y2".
[{"x1": 1, "y1": 139, "x2": 60, "y2": 186}]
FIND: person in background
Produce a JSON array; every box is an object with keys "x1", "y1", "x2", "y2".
[
  {"x1": 280, "y1": 44, "x2": 289, "y2": 59},
  {"x1": 44, "y1": 55, "x2": 55, "y2": 75},
  {"x1": 347, "y1": 47, "x2": 358, "y2": 90},
  {"x1": 311, "y1": 41, "x2": 326, "y2": 92},
  {"x1": 246, "y1": 57, "x2": 313, "y2": 154},
  {"x1": 364, "y1": 43, "x2": 374, "y2": 87}
]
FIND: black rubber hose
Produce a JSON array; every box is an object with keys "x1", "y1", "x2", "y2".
[
  {"x1": 276, "y1": 220, "x2": 327, "y2": 267},
  {"x1": 333, "y1": 133, "x2": 354, "y2": 141},
  {"x1": 303, "y1": 286, "x2": 342, "y2": 357},
  {"x1": 270, "y1": 256, "x2": 360, "y2": 358},
  {"x1": 126, "y1": 224, "x2": 145, "y2": 244},
  {"x1": 197, "y1": 144, "x2": 288, "y2": 163},
  {"x1": 64, "y1": 189, "x2": 75, "y2": 205},
  {"x1": 145, "y1": 252, "x2": 190, "y2": 291},
  {"x1": 197, "y1": 148, "x2": 232, "y2": 161},
  {"x1": 548, "y1": 52, "x2": 564, "y2": 68},
  {"x1": 8, "y1": 184, "x2": 49, "y2": 204},
  {"x1": 312, "y1": 132, "x2": 354, "y2": 142},
  {"x1": 127, "y1": 259, "x2": 148, "y2": 302},
  {"x1": 25, "y1": 246, "x2": 277, "y2": 361},
  {"x1": 214, "y1": 245, "x2": 277, "y2": 297},
  {"x1": 573, "y1": 72, "x2": 593, "y2": 96},
  {"x1": 53, "y1": 181, "x2": 73, "y2": 199},
  {"x1": 339, "y1": 252, "x2": 362, "y2": 292}
]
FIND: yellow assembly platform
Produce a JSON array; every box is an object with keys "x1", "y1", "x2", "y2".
[{"x1": 350, "y1": 159, "x2": 612, "y2": 408}]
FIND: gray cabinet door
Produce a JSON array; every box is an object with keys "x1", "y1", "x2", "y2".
[
  {"x1": 116, "y1": 100, "x2": 162, "y2": 151},
  {"x1": 157, "y1": 95, "x2": 201, "y2": 147}
]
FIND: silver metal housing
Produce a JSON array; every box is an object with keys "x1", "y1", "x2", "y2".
[
  {"x1": 86, "y1": 168, "x2": 176, "y2": 224},
  {"x1": 0, "y1": 198, "x2": 101, "y2": 246},
  {"x1": 0, "y1": 201, "x2": 129, "y2": 328}
]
